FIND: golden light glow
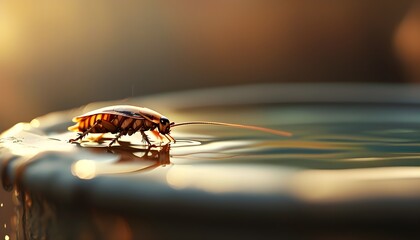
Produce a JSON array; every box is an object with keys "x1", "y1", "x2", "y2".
[
  {"x1": 290, "y1": 167, "x2": 420, "y2": 202},
  {"x1": 71, "y1": 159, "x2": 97, "y2": 180},
  {"x1": 165, "y1": 164, "x2": 420, "y2": 203},
  {"x1": 1, "y1": 123, "x2": 74, "y2": 158},
  {"x1": 1, "y1": 123, "x2": 31, "y2": 137},
  {"x1": 166, "y1": 165, "x2": 294, "y2": 193},
  {"x1": 0, "y1": 10, "x2": 19, "y2": 61},
  {"x1": 342, "y1": 155, "x2": 420, "y2": 162},
  {"x1": 29, "y1": 119, "x2": 40, "y2": 128}
]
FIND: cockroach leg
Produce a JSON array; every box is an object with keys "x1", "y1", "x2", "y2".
[
  {"x1": 108, "y1": 131, "x2": 125, "y2": 147},
  {"x1": 142, "y1": 145, "x2": 152, "y2": 157},
  {"x1": 163, "y1": 134, "x2": 172, "y2": 143},
  {"x1": 140, "y1": 131, "x2": 152, "y2": 146},
  {"x1": 167, "y1": 134, "x2": 176, "y2": 143},
  {"x1": 149, "y1": 130, "x2": 162, "y2": 143},
  {"x1": 69, "y1": 120, "x2": 102, "y2": 143}
]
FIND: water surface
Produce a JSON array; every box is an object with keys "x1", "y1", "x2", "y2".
[{"x1": 3, "y1": 85, "x2": 420, "y2": 239}]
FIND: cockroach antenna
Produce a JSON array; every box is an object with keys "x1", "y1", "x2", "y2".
[{"x1": 170, "y1": 121, "x2": 292, "y2": 137}]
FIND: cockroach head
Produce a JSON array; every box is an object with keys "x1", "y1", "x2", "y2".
[{"x1": 158, "y1": 117, "x2": 171, "y2": 134}]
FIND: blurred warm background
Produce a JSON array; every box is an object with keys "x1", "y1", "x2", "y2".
[{"x1": 0, "y1": 1, "x2": 415, "y2": 131}]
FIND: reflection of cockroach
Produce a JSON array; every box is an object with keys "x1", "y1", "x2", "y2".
[{"x1": 69, "y1": 105, "x2": 292, "y2": 147}]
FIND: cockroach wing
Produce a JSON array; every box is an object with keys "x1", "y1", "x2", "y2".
[{"x1": 72, "y1": 105, "x2": 162, "y2": 124}]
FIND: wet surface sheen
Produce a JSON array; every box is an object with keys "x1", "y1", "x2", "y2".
[
  {"x1": 3, "y1": 102, "x2": 420, "y2": 201},
  {"x1": 3, "y1": 85, "x2": 420, "y2": 239}
]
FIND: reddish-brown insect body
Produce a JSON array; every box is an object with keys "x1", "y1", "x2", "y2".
[
  {"x1": 69, "y1": 105, "x2": 292, "y2": 147},
  {"x1": 69, "y1": 105, "x2": 174, "y2": 146}
]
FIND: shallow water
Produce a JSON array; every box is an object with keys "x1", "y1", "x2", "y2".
[
  {"x1": 3, "y1": 85, "x2": 420, "y2": 239},
  {"x1": 160, "y1": 104, "x2": 420, "y2": 201}
]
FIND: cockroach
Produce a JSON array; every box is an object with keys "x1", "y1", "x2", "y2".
[{"x1": 68, "y1": 105, "x2": 292, "y2": 147}]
